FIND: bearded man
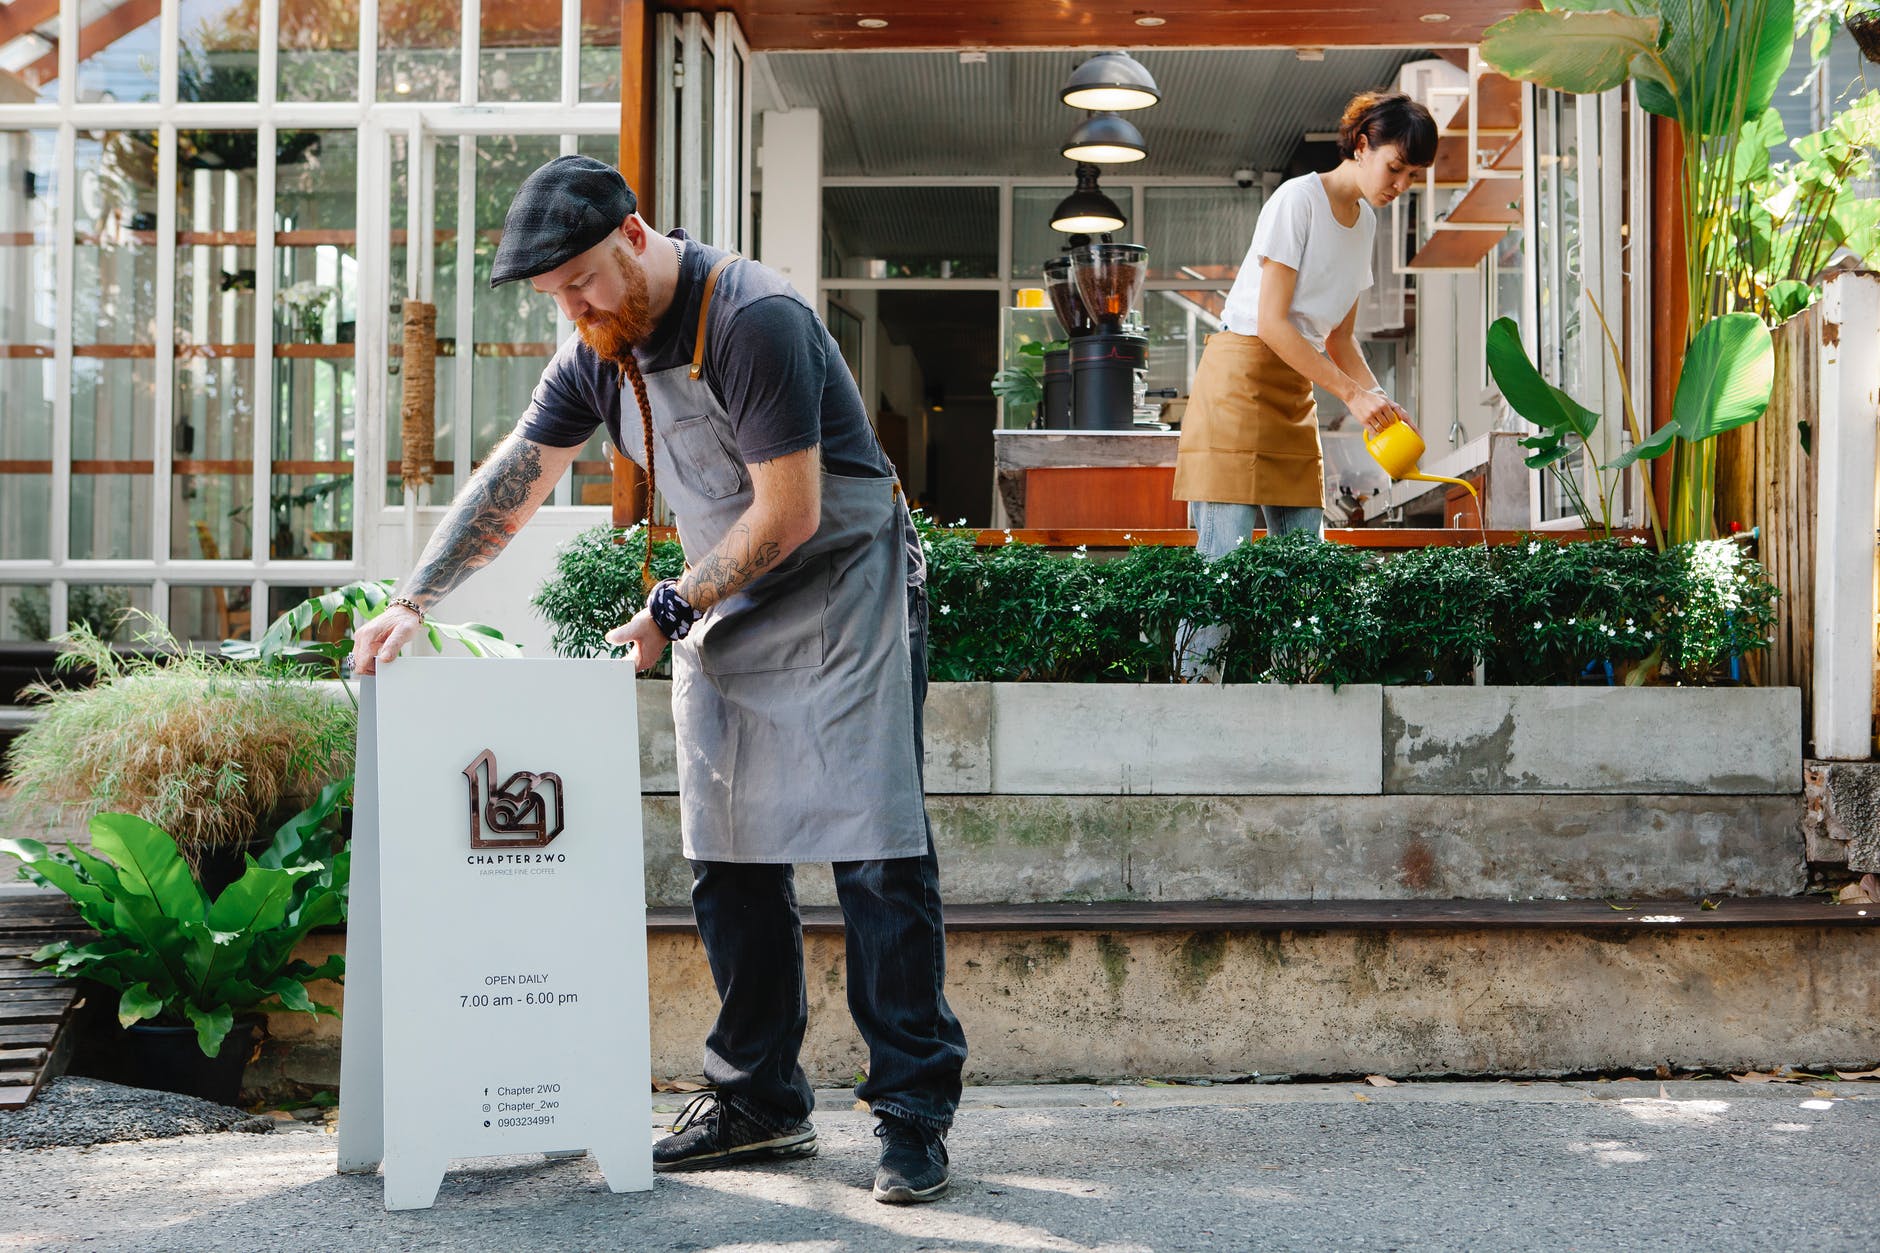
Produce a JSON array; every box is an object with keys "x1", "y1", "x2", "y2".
[{"x1": 350, "y1": 155, "x2": 967, "y2": 1203}]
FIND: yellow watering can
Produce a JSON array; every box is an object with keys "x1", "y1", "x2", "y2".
[{"x1": 1364, "y1": 417, "x2": 1480, "y2": 504}]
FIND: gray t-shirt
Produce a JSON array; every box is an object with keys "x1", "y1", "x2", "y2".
[{"x1": 516, "y1": 231, "x2": 891, "y2": 479}]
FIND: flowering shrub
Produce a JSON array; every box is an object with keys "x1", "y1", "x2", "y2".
[{"x1": 533, "y1": 521, "x2": 1779, "y2": 686}]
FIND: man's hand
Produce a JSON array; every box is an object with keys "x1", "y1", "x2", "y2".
[
  {"x1": 350, "y1": 605, "x2": 426, "y2": 675},
  {"x1": 605, "y1": 609, "x2": 670, "y2": 675}
]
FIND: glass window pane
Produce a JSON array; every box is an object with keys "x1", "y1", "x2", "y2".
[
  {"x1": 1139, "y1": 291, "x2": 1212, "y2": 398},
  {"x1": 71, "y1": 359, "x2": 156, "y2": 560},
  {"x1": 1143, "y1": 187, "x2": 1261, "y2": 283},
  {"x1": 0, "y1": 130, "x2": 56, "y2": 560},
  {"x1": 472, "y1": 136, "x2": 561, "y2": 463},
  {"x1": 0, "y1": 7, "x2": 59, "y2": 103},
  {"x1": 73, "y1": 131, "x2": 158, "y2": 562},
  {"x1": 0, "y1": 585, "x2": 52, "y2": 642},
  {"x1": 174, "y1": 137, "x2": 259, "y2": 561},
  {"x1": 821, "y1": 187, "x2": 998, "y2": 280},
  {"x1": 62, "y1": 584, "x2": 149, "y2": 642},
  {"x1": 273, "y1": 130, "x2": 357, "y2": 561},
  {"x1": 568, "y1": 137, "x2": 622, "y2": 508},
  {"x1": 279, "y1": 0, "x2": 360, "y2": 101},
  {"x1": 169, "y1": 584, "x2": 253, "y2": 644},
  {"x1": 379, "y1": 0, "x2": 461, "y2": 101},
  {"x1": 481, "y1": 4, "x2": 558, "y2": 103},
  {"x1": 386, "y1": 133, "x2": 460, "y2": 504},
  {"x1": 178, "y1": 0, "x2": 259, "y2": 103},
  {"x1": 699, "y1": 43, "x2": 715, "y2": 245},
  {"x1": 77, "y1": 0, "x2": 159, "y2": 103},
  {"x1": 580, "y1": 0, "x2": 622, "y2": 103}
]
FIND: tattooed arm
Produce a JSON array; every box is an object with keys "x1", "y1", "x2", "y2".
[
  {"x1": 350, "y1": 433, "x2": 580, "y2": 673},
  {"x1": 677, "y1": 444, "x2": 821, "y2": 613},
  {"x1": 605, "y1": 444, "x2": 821, "y2": 672}
]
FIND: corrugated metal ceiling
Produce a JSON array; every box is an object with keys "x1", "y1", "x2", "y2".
[{"x1": 761, "y1": 47, "x2": 1429, "y2": 179}]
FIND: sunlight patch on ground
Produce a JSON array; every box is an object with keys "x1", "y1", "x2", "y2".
[
  {"x1": 1565, "y1": 1140, "x2": 1650, "y2": 1165},
  {"x1": 1613, "y1": 1097, "x2": 1730, "y2": 1126},
  {"x1": 980, "y1": 1174, "x2": 1116, "y2": 1199},
  {"x1": 668, "y1": 1170, "x2": 1153, "y2": 1253}
]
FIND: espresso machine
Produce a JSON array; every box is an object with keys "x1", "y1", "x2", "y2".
[
  {"x1": 1068, "y1": 243, "x2": 1149, "y2": 430},
  {"x1": 1039, "y1": 254, "x2": 1089, "y2": 429}
]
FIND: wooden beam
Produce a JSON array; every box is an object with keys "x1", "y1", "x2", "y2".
[
  {"x1": 24, "y1": 0, "x2": 160, "y2": 84},
  {"x1": 611, "y1": 0, "x2": 656, "y2": 530},
  {"x1": 0, "y1": 0, "x2": 58, "y2": 46},
  {"x1": 1649, "y1": 115, "x2": 1686, "y2": 537}
]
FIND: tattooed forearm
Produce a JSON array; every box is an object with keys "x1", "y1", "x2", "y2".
[
  {"x1": 399, "y1": 438, "x2": 545, "y2": 606},
  {"x1": 678, "y1": 521, "x2": 783, "y2": 613}
]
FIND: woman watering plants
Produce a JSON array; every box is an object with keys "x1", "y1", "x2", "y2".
[{"x1": 1173, "y1": 89, "x2": 1435, "y2": 678}]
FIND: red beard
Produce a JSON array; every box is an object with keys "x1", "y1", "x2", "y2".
[{"x1": 575, "y1": 250, "x2": 654, "y2": 364}]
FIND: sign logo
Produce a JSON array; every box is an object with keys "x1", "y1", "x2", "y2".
[{"x1": 464, "y1": 749, "x2": 565, "y2": 849}]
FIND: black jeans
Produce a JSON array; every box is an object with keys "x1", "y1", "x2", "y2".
[{"x1": 688, "y1": 583, "x2": 968, "y2": 1132}]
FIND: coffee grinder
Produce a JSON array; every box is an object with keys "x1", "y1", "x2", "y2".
[
  {"x1": 1069, "y1": 242, "x2": 1149, "y2": 430},
  {"x1": 1040, "y1": 254, "x2": 1090, "y2": 429}
]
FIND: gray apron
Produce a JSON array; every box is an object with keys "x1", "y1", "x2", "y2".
[{"x1": 626, "y1": 255, "x2": 927, "y2": 863}]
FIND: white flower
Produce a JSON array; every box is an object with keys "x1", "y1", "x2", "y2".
[
  {"x1": 1293, "y1": 619, "x2": 1303, "y2": 628},
  {"x1": 1533, "y1": 622, "x2": 1543, "y2": 631},
  {"x1": 1527, "y1": 541, "x2": 1541, "y2": 555},
  {"x1": 1308, "y1": 615, "x2": 1319, "y2": 625},
  {"x1": 1626, "y1": 624, "x2": 1636, "y2": 633},
  {"x1": 1071, "y1": 604, "x2": 1082, "y2": 613},
  {"x1": 1567, "y1": 617, "x2": 1576, "y2": 626},
  {"x1": 1123, "y1": 533, "x2": 1133, "y2": 540},
  {"x1": 940, "y1": 604, "x2": 951, "y2": 615}
]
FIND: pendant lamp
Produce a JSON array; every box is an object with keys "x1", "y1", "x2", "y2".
[
  {"x1": 1059, "y1": 51, "x2": 1160, "y2": 112},
  {"x1": 1050, "y1": 163, "x2": 1128, "y2": 234},
  {"x1": 1061, "y1": 112, "x2": 1148, "y2": 164}
]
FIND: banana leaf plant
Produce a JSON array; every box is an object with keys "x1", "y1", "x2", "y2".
[
  {"x1": 1728, "y1": 91, "x2": 1880, "y2": 321},
  {"x1": 1482, "y1": 0, "x2": 1796, "y2": 545},
  {"x1": 223, "y1": 578, "x2": 520, "y2": 679},
  {"x1": 0, "y1": 807, "x2": 348, "y2": 1059}
]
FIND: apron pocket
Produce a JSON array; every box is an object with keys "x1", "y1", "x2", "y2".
[
  {"x1": 665, "y1": 413, "x2": 746, "y2": 499},
  {"x1": 693, "y1": 550, "x2": 832, "y2": 675}
]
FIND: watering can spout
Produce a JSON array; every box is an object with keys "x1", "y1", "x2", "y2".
[{"x1": 1364, "y1": 418, "x2": 1479, "y2": 501}]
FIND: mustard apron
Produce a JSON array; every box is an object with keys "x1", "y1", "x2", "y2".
[{"x1": 1171, "y1": 330, "x2": 1322, "y2": 509}]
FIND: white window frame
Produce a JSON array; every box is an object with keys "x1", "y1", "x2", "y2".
[{"x1": 0, "y1": 0, "x2": 636, "y2": 641}]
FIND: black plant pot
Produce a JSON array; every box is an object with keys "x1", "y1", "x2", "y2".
[
  {"x1": 126, "y1": 1016, "x2": 263, "y2": 1106},
  {"x1": 1852, "y1": 6, "x2": 1880, "y2": 64}
]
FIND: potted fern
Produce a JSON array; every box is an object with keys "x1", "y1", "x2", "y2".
[{"x1": 0, "y1": 796, "x2": 348, "y2": 1105}]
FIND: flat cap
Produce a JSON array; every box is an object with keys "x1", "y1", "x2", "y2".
[{"x1": 489, "y1": 155, "x2": 638, "y2": 287}]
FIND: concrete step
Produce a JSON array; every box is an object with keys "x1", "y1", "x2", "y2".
[
  {"x1": 638, "y1": 793, "x2": 1808, "y2": 906},
  {"x1": 254, "y1": 897, "x2": 1880, "y2": 1098}
]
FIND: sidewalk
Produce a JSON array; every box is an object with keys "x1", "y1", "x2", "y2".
[{"x1": 3, "y1": 1079, "x2": 1876, "y2": 1251}]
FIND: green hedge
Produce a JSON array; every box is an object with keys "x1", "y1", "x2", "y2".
[{"x1": 533, "y1": 521, "x2": 1778, "y2": 686}]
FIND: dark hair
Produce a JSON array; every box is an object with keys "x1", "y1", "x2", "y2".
[{"x1": 1337, "y1": 91, "x2": 1438, "y2": 167}]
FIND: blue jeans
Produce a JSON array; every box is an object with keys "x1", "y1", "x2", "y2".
[
  {"x1": 1179, "y1": 500, "x2": 1324, "y2": 679},
  {"x1": 688, "y1": 583, "x2": 967, "y2": 1132}
]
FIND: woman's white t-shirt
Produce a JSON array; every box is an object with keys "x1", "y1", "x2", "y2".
[{"x1": 1219, "y1": 172, "x2": 1375, "y2": 351}]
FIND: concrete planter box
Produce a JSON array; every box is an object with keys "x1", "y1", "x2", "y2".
[
  {"x1": 638, "y1": 681, "x2": 1803, "y2": 799},
  {"x1": 1383, "y1": 687, "x2": 1802, "y2": 795}
]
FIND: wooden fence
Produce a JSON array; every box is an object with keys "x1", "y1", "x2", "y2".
[{"x1": 1742, "y1": 305, "x2": 1820, "y2": 711}]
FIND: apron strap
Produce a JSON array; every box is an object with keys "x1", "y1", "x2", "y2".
[{"x1": 689, "y1": 255, "x2": 740, "y2": 382}]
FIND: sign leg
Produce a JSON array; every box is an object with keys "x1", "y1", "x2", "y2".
[
  {"x1": 593, "y1": 1139, "x2": 656, "y2": 1195},
  {"x1": 337, "y1": 677, "x2": 385, "y2": 1175},
  {"x1": 382, "y1": 1155, "x2": 450, "y2": 1211}
]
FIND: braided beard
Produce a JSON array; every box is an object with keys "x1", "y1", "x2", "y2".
[{"x1": 576, "y1": 248, "x2": 655, "y2": 365}]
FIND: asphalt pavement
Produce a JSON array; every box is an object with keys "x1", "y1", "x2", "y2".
[{"x1": 3, "y1": 1079, "x2": 1876, "y2": 1251}]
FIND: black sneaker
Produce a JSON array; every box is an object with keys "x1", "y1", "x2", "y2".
[
  {"x1": 872, "y1": 1114, "x2": 950, "y2": 1204},
  {"x1": 652, "y1": 1092, "x2": 817, "y2": 1173}
]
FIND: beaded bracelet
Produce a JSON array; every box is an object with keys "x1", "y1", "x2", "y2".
[{"x1": 388, "y1": 596, "x2": 426, "y2": 622}]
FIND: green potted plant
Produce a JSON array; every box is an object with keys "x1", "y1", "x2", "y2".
[
  {"x1": 1482, "y1": 0, "x2": 1797, "y2": 544},
  {"x1": 0, "y1": 799, "x2": 348, "y2": 1105},
  {"x1": 4, "y1": 616, "x2": 355, "y2": 893}
]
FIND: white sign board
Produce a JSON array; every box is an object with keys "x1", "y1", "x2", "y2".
[{"x1": 339, "y1": 658, "x2": 652, "y2": 1209}]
